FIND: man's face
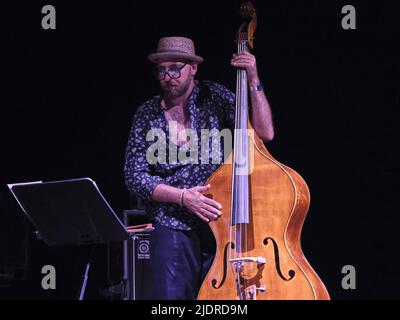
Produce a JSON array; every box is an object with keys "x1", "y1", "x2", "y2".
[{"x1": 156, "y1": 60, "x2": 197, "y2": 100}]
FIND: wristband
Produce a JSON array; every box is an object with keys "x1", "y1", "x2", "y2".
[
  {"x1": 249, "y1": 82, "x2": 263, "y2": 92},
  {"x1": 179, "y1": 188, "x2": 186, "y2": 207}
]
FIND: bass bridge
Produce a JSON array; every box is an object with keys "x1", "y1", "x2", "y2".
[{"x1": 229, "y1": 256, "x2": 267, "y2": 300}]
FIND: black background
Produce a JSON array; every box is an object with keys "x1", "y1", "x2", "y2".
[{"x1": 1, "y1": 0, "x2": 399, "y2": 299}]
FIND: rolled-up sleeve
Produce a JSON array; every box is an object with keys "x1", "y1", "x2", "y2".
[{"x1": 124, "y1": 105, "x2": 166, "y2": 201}]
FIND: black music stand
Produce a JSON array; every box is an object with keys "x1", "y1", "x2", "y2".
[{"x1": 7, "y1": 177, "x2": 130, "y2": 300}]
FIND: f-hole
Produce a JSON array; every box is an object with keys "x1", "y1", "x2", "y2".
[
  {"x1": 263, "y1": 237, "x2": 295, "y2": 281},
  {"x1": 211, "y1": 242, "x2": 235, "y2": 289}
]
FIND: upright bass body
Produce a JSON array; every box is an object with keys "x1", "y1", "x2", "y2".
[
  {"x1": 198, "y1": 1, "x2": 329, "y2": 300},
  {"x1": 197, "y1": 126, "x2": 330, "y2": 300}
]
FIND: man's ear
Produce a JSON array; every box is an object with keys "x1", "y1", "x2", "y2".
[{"x1": 190, "y1": 63, "x2": 198, "y2": 76}]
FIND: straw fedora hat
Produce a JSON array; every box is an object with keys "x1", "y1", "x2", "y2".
[{"x1": 148, "y1": 36, "x2": 204, "y2": 64}]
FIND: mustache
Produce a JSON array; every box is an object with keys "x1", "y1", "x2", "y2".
[{"x1": 162, "y1": 81, "x2": 179, "y2": 87}]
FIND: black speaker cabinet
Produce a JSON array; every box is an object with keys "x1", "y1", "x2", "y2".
[{"x1": 122, "y1": 209, "x2": 151, "y2": 300}]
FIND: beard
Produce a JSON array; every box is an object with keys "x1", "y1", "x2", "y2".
[{"x1": 161, "y1": 74, "x2": 192, "y2": 100}]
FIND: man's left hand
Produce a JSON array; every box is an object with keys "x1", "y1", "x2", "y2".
[{"x1": 231, "y1": 51, "x2": 259, "y2": 84}]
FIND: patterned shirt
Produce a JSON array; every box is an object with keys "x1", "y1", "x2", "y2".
[{"x1": 124, "y1": 80, "x2": 237, "y2": 230}]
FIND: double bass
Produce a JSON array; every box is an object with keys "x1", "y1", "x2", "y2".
[{"x1": 197, "y1": 2, "x2": 330, "y2": 300}]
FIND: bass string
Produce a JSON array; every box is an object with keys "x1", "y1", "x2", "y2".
[
  {"x1": 230, "y1": 39, "x2": 250, "y2": 264},
  {"x1": 241, "y1": 40, "x2": 249, "y2": 260},
  {"x1": 238, "y1": 40, "x2": 249, "y2": 260},
  {"x1": 230, "y1": 40, "x2": 240, "y2": 263}
]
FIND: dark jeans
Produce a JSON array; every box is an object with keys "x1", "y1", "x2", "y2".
[{"x1": 142, "y1": 223, "x2": 216, "y2": 300}]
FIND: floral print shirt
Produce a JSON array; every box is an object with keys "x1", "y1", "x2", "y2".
[{"x1": 124, "y1": 80, "x2": 236, "y2": 230}]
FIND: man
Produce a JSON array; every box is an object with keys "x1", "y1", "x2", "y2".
[{"x1": 124, "y1": 36, "x2": 274, "y2": 299}]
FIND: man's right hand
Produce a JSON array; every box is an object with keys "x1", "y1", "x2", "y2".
[{"x1": 182, "y1": 184, "x2": 222, "y2": 222}]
